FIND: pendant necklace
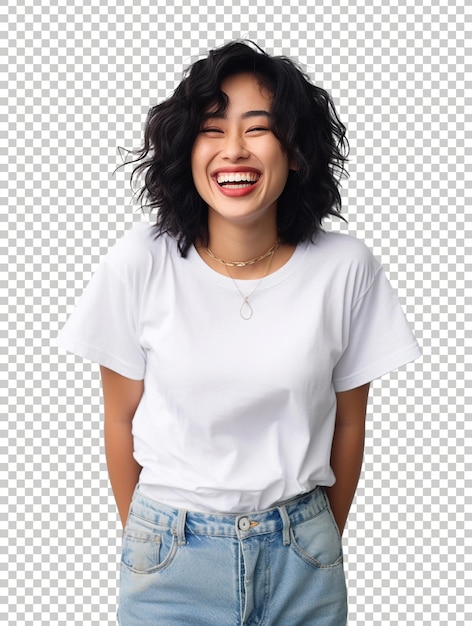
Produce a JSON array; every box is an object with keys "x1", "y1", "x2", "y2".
[
  {"x1": 204, "y1": 239, "x2": 279, "y2": 320},
  {"x1": 225, "y1": 244, "x2": 278, "y2": 320}
]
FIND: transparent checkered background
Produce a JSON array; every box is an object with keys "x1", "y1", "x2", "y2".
[{"x1": 3, "y1": 0, "x2": 470, "y2": 624}]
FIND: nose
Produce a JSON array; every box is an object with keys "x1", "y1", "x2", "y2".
[{"x1": 219, "y1": 131, "x2": 250, "y2": 161}]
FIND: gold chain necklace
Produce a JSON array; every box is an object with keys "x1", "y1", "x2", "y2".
[{"x1": 205, "y1": 239, "x2": 280, "y2": 268}]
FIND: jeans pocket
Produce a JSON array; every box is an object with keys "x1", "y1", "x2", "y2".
[
  {"x1": 121, "y1": 513, "x2": 176, "y2": 574},
  {"x1": 290, "y1": 507, "x2": 343, "y2": 569}
]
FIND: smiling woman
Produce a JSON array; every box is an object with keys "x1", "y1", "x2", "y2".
[{"x1": 56, "y1": 40, "x2": 421, "y2": 625}]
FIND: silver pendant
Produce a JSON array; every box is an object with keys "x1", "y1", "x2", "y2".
[{"x1": 240, "y1": 298, "x2": 253, "y2": 320}]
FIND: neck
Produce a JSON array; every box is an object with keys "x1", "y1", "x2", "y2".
[{"x1": 201, "y1": 223, "x2": 280, "y2": 279}]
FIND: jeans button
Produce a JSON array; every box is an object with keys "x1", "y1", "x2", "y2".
[{"x1": 238, "y1": 517, "x2": 250, "y2": 531}]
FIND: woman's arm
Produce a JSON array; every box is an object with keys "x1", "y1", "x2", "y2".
[
  {"x1": 325, "y1": 382, "x2": 370, "y2": 536},
  {"x1": 100, "y1": 365, "x2": 144, "y2": 528}
]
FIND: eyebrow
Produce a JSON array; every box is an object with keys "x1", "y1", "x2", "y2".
[
  {"x1": 201, "y1": 110, "x2": 272, "y2": 120},
  {"x1": 242, "y1": 110, "x2": 272, "y2": 120}
]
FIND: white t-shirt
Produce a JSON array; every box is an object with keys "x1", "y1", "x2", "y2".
[{"x1": 57, "y1": 222, "x2": 421, "y2": 512}]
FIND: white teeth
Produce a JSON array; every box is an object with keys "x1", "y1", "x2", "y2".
[
  {"x1": 221, "y1": 183, "x2": 253, "y2": 189},
  {"x1": 216, "y1": 172, "x2": 260, "y2": 184}
]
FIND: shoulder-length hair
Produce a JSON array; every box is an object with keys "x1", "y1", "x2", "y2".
[{"x1": 128, "y1": 40, "x2": 348, "y2": 256}]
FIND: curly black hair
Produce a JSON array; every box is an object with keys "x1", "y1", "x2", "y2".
[{"x1": 128, "y1": 40, "x2": 348, "y2": 256}]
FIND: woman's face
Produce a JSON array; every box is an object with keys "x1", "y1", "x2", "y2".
[{"x1": 191, "y1": 72, "x2": 295, "y2": 231}]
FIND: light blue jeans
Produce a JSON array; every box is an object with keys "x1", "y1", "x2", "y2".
[{"x1": 118, "y1": 486, "x2": 347, "y2": 625}]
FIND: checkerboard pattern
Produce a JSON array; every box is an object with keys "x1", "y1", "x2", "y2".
[{"x1": 4, "y1": 0, "x2": 469, "y2": 624}]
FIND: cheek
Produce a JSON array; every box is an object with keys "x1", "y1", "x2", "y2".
[
  {"x1": 269, "y1": 165, "x2": 291, "y2": 200},
  {"x1": 190, "y1": 150, "x2": 204, "y2": 187},
  {"x1": 269, "y1": 153, "x2": 290, "y2": 186},
  {"x1": 191, "y1": 142, "x2": 212, "y2": 179},
  {"x1": 264, "y1": 140, "x2": 289, "y2": 169},
  {"x1": 190, "y1": 148, "x2": 212, "y2": 201}
]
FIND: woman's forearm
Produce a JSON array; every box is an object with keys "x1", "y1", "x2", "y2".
[
  {"x1": 104, "y1": 419, "x2": 142, "y2": 528},
  {"x1": 325, "y1": 421, "x2": 365, "y2": 536},
  {"x1": 100, "y1": 366, "x2": 144, "y2": 528}
]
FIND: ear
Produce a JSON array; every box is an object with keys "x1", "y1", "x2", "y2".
[
  {"x1": 288, "y1": 149, "x2": 300, "y2": 171},
  {"x1": 289, "y1": 157, "x2": 299, "y2": 171}
]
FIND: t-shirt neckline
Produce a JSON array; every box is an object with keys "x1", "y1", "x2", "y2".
[{"x1": 187, "y1": 239, "x2": 308, "y2": 291}]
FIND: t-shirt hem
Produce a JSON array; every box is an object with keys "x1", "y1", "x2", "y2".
[
  {"x1": 332, "y1": 341, "x2": 421, "y2": 392},
  {"x1": 55, "y1": 332, "x2": 145, "y2": 380}
]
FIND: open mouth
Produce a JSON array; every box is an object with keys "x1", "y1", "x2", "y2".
[{"x1": 216, "y1": 171, "x2": 261, "y2": 189}]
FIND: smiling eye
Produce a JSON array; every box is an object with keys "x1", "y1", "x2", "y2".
[{"x1": 200, "y1": 128, "x2": 223, "y2": 134}]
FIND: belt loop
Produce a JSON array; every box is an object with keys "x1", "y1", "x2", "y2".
[
  {"x1": 277, "y1": 505, "x2": 291, "y2": 546},
  {"x1": 174, "y1": 509, "x2": 187, "y2": 546}
]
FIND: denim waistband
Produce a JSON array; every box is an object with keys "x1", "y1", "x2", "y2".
[{"x1": 130, "y1": 486, "x2": 329, "y2": 546}]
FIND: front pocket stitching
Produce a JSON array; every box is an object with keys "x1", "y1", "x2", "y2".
[
  {"x1": 121, "y1": 534, "x2": 178, "y2": 575},
  {"x1": 289, "y1": 524, "x2": 343, "y2": 570}
]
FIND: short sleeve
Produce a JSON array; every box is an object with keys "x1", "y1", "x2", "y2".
[
  {"x1": 55, "y1": 259, "x2": 146, "y2": 380},
  {"x1": 332, "y1": 267, "x2": 421, "y2": 392}
]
